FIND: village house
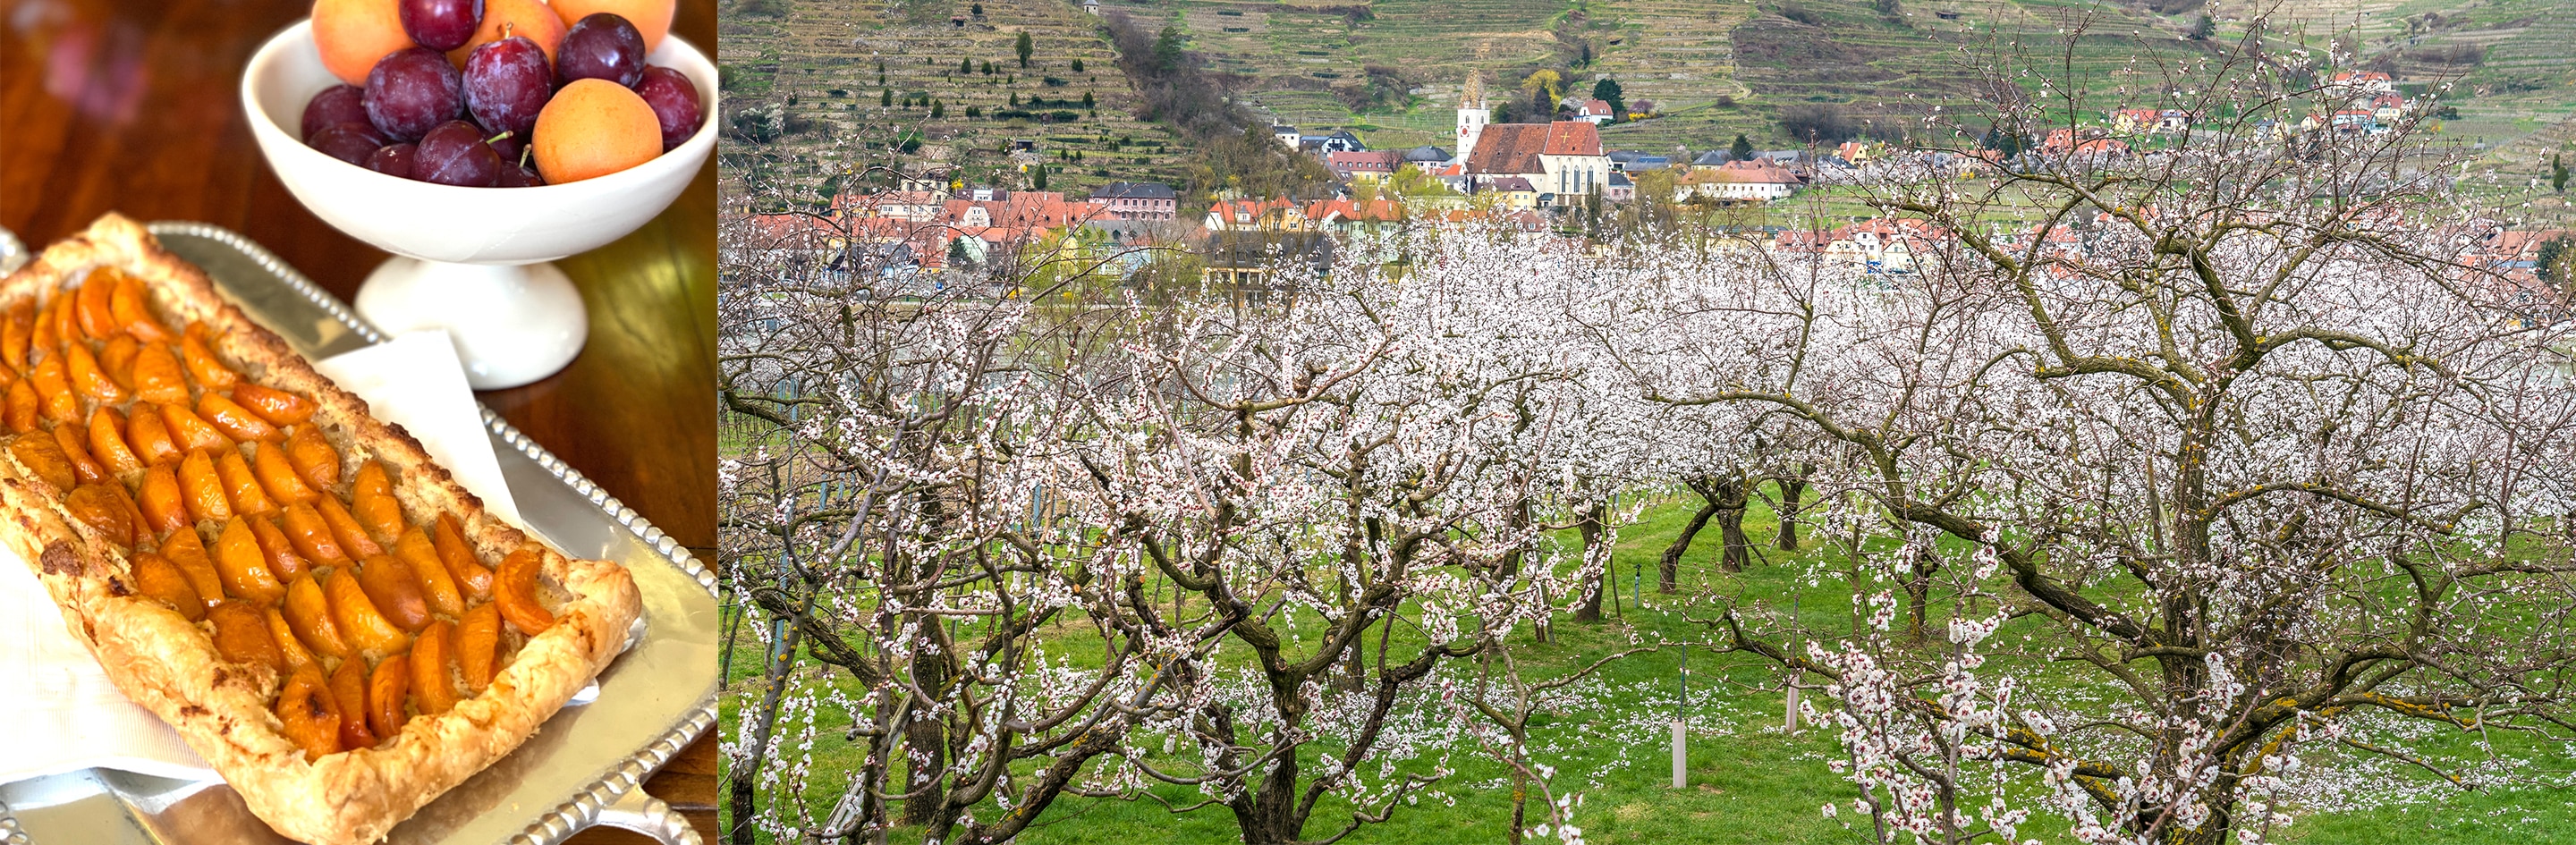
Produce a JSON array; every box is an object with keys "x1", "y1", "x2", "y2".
[
  {"x1": 1609, "y1": 150, "x2": 1671, "y2": 172},
  {"x1": 1462, "y1": 120, "x2": 1611, "y2": 206},
  {"x1": 1303, "y1": 198, "x2": 1408, "y2": 234},
  {"x1": 1674, "y1": 159, "x2": 1802, "y2": 204},
  {"x1": 1568, "y1": 97, "x2": 1614, "y2": 125},
  {"x1": 1604, "y1": 171, "x2": 1635, "y2": 202},
  {"x1": 1481, "y1": 176, "x2": 1538, "y2": 210},
  {"x1": 2369, "y1": 92, "x2": 2408, "y2": 125},
  {"x1": 1273, "y1": 124, "x2": 1301, "y2": 148},
  {"x1": 1086, "y1": 182, "x2": 1179, "y2": 221},
  {"x1": 1298, "y1": 131, "x2": 1367, "y2": 155},
  {"x1": 1327, "y1": 149, "x2": 1405, "y2": 182},
  {"x1": 1205, "y1": 197, "x2": 1309, "y2": 232},
  {"x1": 2325, "y1": 70, "x2": 2395, "y2": 96},
  {"x1": 1834, "y1": 140, "x2": 1877, "y2": 166}
]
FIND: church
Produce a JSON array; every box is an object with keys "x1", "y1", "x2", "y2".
[{"x1": 1453, "y1": 67, "x2": 1612, "y2": 207}]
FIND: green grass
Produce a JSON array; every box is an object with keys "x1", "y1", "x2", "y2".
[{"x1": 718, "y1": 484, "x2": 2576, "y2": 843}]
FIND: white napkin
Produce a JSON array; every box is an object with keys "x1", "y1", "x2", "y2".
[
  {"x1": 312, "y1": 330, "x2": 521, "y2": 528},
  {"x1": 0, "y1": 329, "x2": 518, "y2": 783}
]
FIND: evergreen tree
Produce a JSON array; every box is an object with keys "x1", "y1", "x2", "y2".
[
  {"x1": 1083, "y1": 90, "x2": 1096, "y2": 109},
  {"x1": 882, "y1": 89, "x2": 893, "y2": 106},
  {"x1": 1072, "y1": 58, "x2": 1085, "y2": 72},
  {"x1": 970, "y1": 2, "x2": 982, "y2": 14},
  {"x1": 1010, "y1": 92, "x2": 1020, "y2": 107},
  {"x1": 962, "y1": 57, "x2": 974, "y2": 74},
  {"x1": 2190, "y1": 14, "x2": 2216, "y2": 40},
  {"x1": 1032, "y1": 165, "x2": 1047, "y2": 190},
  {"x1": 1731, "y1": 133, "x2": 1755, "y2": 162},
  {"x1": 931, "y1": 100, "x2": 945, "y2": 119},
  {"x1": 2554, "y1": 154, "x2": 2569, "y2": 193},
  {"x1": 2538, "y1": 235, "x2": 2571, "y2": 286},
  {"x1": 948, "y1": 237, "x2": 971, "y2": 268},
  {"x1": 1152, "y1": 26, "x2": 1187, "y2": 74},
  {"x1": 1590, "y1": 78, "x2": 1625, "y2": 120},
  {"x1": 1017, "y1": 31, "x2": 1034, "y2": 67}
]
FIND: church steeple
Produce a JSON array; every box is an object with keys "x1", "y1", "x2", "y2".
[{"x1": 1455, "y1": 42, "x2": 1491, "y2": 164}]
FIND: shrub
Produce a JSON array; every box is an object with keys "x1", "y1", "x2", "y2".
[{"x1": 1779, "y1": 102, "x2": 1858, "y2": 142}]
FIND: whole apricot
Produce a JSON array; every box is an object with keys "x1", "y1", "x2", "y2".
[
  {"x1": 532, "y1": 79, "x2": 660, "y2": 183},
  {"x1": 313, "y1": 0, "x2": 420, "y2": 87},
  {"x1": 445, "y1": 0, "x2": 568, "y2": 70},
  {"x1": 548, "y1": 0, "x2": 674, "y2": 52}
]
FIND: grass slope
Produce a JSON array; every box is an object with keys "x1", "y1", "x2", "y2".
[{"x1": 717, "y1": 486, "x2": 2576, "y2": 843}]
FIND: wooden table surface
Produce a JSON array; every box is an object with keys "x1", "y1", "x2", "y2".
[{"x1": 1, "y1": 1, "x2": 719, "y2": 842}]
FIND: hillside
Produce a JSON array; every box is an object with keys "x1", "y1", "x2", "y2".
[
  {"x1": 720, "y1": 0, "x2": 1195, "y2": 202},
  {"x1": 718, "y1": 0, "x2": 2576, "y2": 205}
]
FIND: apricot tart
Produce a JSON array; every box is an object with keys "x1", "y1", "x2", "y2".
[{"x1": 0, "y1": 215, "x2": 640, "y2": 845}]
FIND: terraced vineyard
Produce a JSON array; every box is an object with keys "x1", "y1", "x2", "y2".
[
  {"x1": 720, "y1": 0, "x2": 1194, "y2": 200},
  {"x1": 719, "y1": 0, "x2": 2574, "y2": 210}
]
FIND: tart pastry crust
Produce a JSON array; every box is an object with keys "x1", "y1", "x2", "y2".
[{"x1": 0, "y1": 214, "x2": 641, "y2": 845}]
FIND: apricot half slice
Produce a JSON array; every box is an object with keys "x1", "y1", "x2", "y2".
[
  {"x1": 367, "y1": 652, "x2": 410, "y2": 740},
  {"x1": 138, "y1": 464, "x2": 189, "y2": 535},
  {"x1": 127, "y1": 551, "x2": 205, "y2": 621},
  {"x1": 131, "y1": 343, "x2": 188, "y2": 404},
  {"x1": 6, "y1": 380, "x2": 38, "y2": 433},
  {"x1": 159, "y1": 402, "x2": 234, "y2": 454},
  {"x1": 455, "y1": 601, "x2": 501, "y2": 694},
  {"x1": 355, "y1": 553, "x2": 431, "y2": 631},
  {"x1": 251, "y1": 442, "x2": 318, "y2": 504},
  {"x1": 233, "y1": 384, "x2": 316, "y2": 427},
  {"x1": 216, "y1": 449, "x2": 280, "y2": 517},
  {"x1": 412, "y1": 619, "x2": 461, "y2": 715},
  {"x1": 275, "y1": 666, "x2": 343, "y2": 759},
  {"x1": 394, "y1": 527, "x2": 465, "y2": 617},
  {"x1": 88, "y1": 409, "x2": 142, "y2": 477},
  {"x1": 124, "y1": 405, "x2": 182, "y2": 466},
  {"x1": 52, "y1": 422, "x2": 106, "y2": 486},
  {"x1": 160, "y1": 528, "x2": 224, "y2": 608},
  {"x1": 495, "y1": 547, "x2": 555, "y2": 635},
  {"x1": 248, "y1": 516, "x2": 309, "y2": 581},
  {"x1": 213, "y1": 517, "x2": 285, "y2": 604},
  {"x1": 267, "y1": 605, "x2": 320, "y2": 673},
  {"x1": 64, "y1": 483, "x2": 136, "y2": 547},
  {"x1": 352, "y1": 463, "x2": 404, "y2": 542},
  {"x1": 179, "y1": 327, "x2": 237, "y2": 391},
  {"x1": 8, "y1": 432, "x2": 76, "y2": 490},
  {"x1": 432, "y1": 513, "x2": 494, "y2": 601},
  {"x1": 317, "y1": 496, "x2": 385, "y2": 558},
  {"x1": 65, "y1": 343, "x2": 126, "y2": 405},
  {"x1": 284, "y1": 425, "x2": 341, "y2": 489},
  {"x1": 29, "y1": 354, "x2": 76, "y2": 425},
  {"x1": 281, "y1": 503, "x2": 352, "y2": 565},
  {"x1": 328, "y1": 659, "x2": 379, "y2": 749},
  {"x1": 110, "y1": 270, "x2": 172, "y2": 342},
  {"x1": 281, "y1": 574, "x2": 353, "y2": 659},
  {"x1": 75, "y1": 270, "x2": 117, "y2": 341},
  {"x1": 99, "y1": 334, "x2": 139, "y2": 391},
  {"x1": 177, "y1": 450, "x2": 234, "y2": 524},
  {"x1": 199, "y1": 392, "x2": 283, "y2": 444},
  {"x1": 207, "y1": 599, "x2": 285, "y2": 673},
  {"x1": 325, "y1": 568, "x2": 411, "y2": 656}
]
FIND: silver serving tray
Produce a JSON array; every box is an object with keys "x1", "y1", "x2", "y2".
[{"x1": 0, "y1": 223, "x2": 717, "y2": 845}]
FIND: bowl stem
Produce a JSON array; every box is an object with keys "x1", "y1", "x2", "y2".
[{"x1": 355, "y1": 258, "x2": 589, "y2": 390}]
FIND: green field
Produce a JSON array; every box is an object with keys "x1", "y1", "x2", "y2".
[{"x1": 716, "y1": 487, "x2": 2576, "y2": 844}]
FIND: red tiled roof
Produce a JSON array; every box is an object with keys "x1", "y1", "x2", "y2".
[
  {"x1": 1466, "y1": 124, "x2": 1550, "y2": 175},
  {"x1": 1467, "y1": 122, "x2": 1602, "y2": 175},
  {"x1": 1542, "y1": 121, "x2": 1602, "y2": 156}
]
